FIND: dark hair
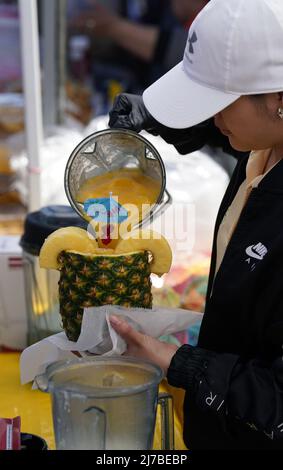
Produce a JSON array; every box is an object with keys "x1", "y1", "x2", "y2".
[
  {"x1": 249, "y1": 94, "x2": 266, "y2": 99},
  {"x1": 249, "y1": 92, "x2": 283, "y2": 99}
]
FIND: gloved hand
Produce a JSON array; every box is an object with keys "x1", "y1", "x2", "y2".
[
  {"x1": 108, "y1": 93, "x2": 157, "y2": 134},
  {"x1": 108, "y1": 93, "x2": 212, "y2": 154},
  {"x1": 108, "y1": 93, "x2": 241, "y2": 158}
]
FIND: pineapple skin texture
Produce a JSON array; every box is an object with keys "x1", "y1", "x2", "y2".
[
  {"x1": 58, "y1": 251, "x2": 152, "y2": 342},
  {"x1": 115, "y1": 229, "x2": 172, "y2": 276}
]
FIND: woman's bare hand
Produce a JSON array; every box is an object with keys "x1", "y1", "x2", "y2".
[{"x1": 110, "y1": 315, "x2": 179, "y2": 375}]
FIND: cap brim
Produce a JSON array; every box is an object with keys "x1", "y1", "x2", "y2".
[{"x1": 143, "y1": 62, "x2": 240, "y2": 129}]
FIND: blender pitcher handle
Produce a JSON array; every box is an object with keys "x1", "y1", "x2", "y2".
[
  {"x1": 157, "y1": 393, "x2": 174, "y2": 450},
  {"x1": 153, "y1": 189, "x2": 172, "y2": 221},
  {"x1": 138, "y1": 189, "x2": 172, "y2": 229},
  {"x1": 34, "y1": 374, "x2": 49, "y2": 392},
  {"x1": 82, "y1": 406, "x2": 107, "y2": 450}
]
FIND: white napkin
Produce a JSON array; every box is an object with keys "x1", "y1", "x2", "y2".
[{"x1": 20, "y1": 305, "x2": 203, "y2": 385}]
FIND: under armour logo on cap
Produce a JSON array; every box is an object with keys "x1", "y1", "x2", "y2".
[{"x1": 188, "y1": 31, "x2": 198, "y2": 54}]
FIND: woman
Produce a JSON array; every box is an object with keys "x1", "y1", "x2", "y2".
[{"x1": 108, "y1": 0, "x2": 283, "y2": 449}]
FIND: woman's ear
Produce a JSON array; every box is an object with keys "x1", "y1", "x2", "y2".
[{"x1": 265, "y1": 92, "x2": 283, "y2": 117}]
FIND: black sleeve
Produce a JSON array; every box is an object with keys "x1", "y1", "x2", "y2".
[
  {"x1": 153, "y1": 29, "x2": 173, "y2": 65},
  {"x1": 167, "y1": 343, "x2": 283, "y2": 441}
]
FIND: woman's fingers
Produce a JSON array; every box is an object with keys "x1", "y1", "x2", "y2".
[
  {"x1": 109, "y1": 315, "x2": 179, "y2": 373},
  {"x1": 109, "y1": 315, "x2": 141, "y2": 345}
]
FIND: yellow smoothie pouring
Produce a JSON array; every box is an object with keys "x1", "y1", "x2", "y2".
[
  {"x1": 64, "y1": 129, "x2": 171, "y2": 244},
  {"x1": 76, "y1": 168, "x2": 160, "y2": 218}
]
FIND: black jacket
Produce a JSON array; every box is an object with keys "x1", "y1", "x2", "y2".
[{"x1": 167, "y1": 152, "x2": 283, "y2": 449}]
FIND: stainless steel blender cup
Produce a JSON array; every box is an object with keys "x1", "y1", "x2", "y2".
[{"x1": 64, "y1": 128, "x2": 172, "y2": 228}]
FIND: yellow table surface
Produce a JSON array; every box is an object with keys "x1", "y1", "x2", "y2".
[
  {"x1": 0, "y1": 353, "x2": 55, "y2": 449},
  {"x1": 0, "y1": 353, "x2": 187, "y2": 450}
]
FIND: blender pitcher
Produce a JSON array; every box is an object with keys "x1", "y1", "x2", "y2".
[
  {"x1": 64, "y1": 129, "x2": 172, "y2": 231},
  {"x1": 35, "y1": 356, "x2": 174, "y2": 450}
]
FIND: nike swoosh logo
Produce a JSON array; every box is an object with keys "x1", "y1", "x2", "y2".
[{"x1": 245, "y1": 245, "x2": 265, "y2": 260}]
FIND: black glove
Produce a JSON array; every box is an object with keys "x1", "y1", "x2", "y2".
[
  {"x1": 108, "y1": 93, "x2": 157, "y2": 134},
  {"x1": 108, "y1": 93, "x2": 242, "y2": 158}
]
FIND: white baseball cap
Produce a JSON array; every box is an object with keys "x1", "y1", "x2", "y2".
[{"x1": 143, "y1": 0, "x2": 283, "y2": 129}]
